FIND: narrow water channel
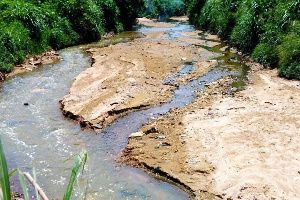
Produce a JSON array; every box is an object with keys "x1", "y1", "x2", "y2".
[{"x1": 0, "y1": 20, "x2": 248, "y2": 199}]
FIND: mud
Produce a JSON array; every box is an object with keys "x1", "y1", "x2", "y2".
[{"x1": 6, "y1": 49, "x2": 61, "y2": 79}]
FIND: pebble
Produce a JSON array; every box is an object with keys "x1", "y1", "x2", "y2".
[
  {"x1": 129, "y1": 131, "x2": 144, "y2": 138},
  {"x1": 92, "y1": 124, "x2": 102, "y2": 129},
  {"x1": 180, "y1": 134, "x2": 187, "y2": 138}
]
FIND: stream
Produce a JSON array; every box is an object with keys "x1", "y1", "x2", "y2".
[{"x1": 0, "y1": 20, "x2": 248, "y2": 199}]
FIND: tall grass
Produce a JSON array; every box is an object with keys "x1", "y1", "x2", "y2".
[
  {"x1": 0, "y1": 0, "x2": 146, "y2": 74},
  {"x1": 63, "y1": 151, "x2": 88, "y2": 200},
  {"x1": 0, "y1": 136, "x2": 11, "y2": 200}
]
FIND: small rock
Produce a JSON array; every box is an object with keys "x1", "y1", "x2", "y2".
[
  {"x1": 92, "y1": 124, "x2": 102, "y2": 129},
  {"x1": 24, "y1": 103, "x2": 29, "y2": 106},
  {"x1": 156, "y1": 136, "x2": 166, "y2": 139},
  {"x1": 129, "y1": 131, "x2": 144, "y2": 138},
  {"x1": 181, "y1": 57, "x2": 187, "y2": 61},
  {"x1": 180, "y1": 134, "x2": 187, "y2": 138},
  {"x1": 162, "y1": 142, "x2": 171, "y2": 146}
]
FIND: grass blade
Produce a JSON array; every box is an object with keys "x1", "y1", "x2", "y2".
[
  {"x1": 9, "y1": 169, "x2": 17, "y2": 178},
  {"x1": 18, "y1": 169, "x2": 29, "y2": 200},
  {"x1": 32, "y1": 168, "x2": 41, "y2": 200},
  {"x1": 0, "y1": 136, "x2": 11, "y2": 200},
  {"x1": 63, "y1": 151, "x2": 87, "y2": 200}
]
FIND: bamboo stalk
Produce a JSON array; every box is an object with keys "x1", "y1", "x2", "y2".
[{"x1": 23, "y1": 172, "x2": 49, "y2": 200}]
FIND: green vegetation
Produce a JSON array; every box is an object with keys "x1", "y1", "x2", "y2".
[
  {"x1": 0, "y1": 0, "x2": 145, "y2": 73},
  {"x1": 146, "y1": 0, "x2": 185, "y2": 19},
  {"x1": 0, "y1": 135, "x2": 88, "y2": 199},
  {"x1": 186, "y1": 0, "x2": 300, "y2": 80}
]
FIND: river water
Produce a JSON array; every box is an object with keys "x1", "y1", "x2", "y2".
[{"x1": 0, "y1": 21, "x2": 248, "y2": 199}]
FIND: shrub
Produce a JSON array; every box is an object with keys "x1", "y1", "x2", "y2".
[
  {"x1": 94, "y1": 0, "x2": 124, "y2": 33},
  {"x1": 252, "y1": 43, "x2": 278, "y2": 67},
  {"x1": 56, "y1": 0, "x2": 104, "y2": 43},
  {"x1": 187, "y1": 0, "x2": 206, "y2": 25},
  {"x1": 230, "y1": 0, "x2": 259, "y2": 51},
  {"x1": 0, "y1": 21, "x2": 32, "y2": 72},
  {"x1": 150, "y1": 0, "x2": 185, "y2": 18},
  {"x1": 278, "y1": 33, "x2": 300, "y2": 79},
  {"x1": 0, "y1": 0, "x2": 147, "y2": 74},
  {"x1": 186, "y1": 0, "x2": 300, "y2": 79},
  {"x1": 115, "y1": 0, "x2": 146, "y2": 30}
]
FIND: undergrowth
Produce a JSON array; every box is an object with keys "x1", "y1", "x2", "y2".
[
  {"x1": 186, "y1": 0, "x2": 300, "y2": 80},
  {"x1": 0, "y1": 0, "x2": 145, "y2": 73},
  {"x1": 146, "y1": 0, "x2": 185, "y2": 19}
]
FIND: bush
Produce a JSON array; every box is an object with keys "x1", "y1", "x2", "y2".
[
  {"x1": 186, "y1": 0, "x2": 300, "y2": 79},
  {"x1": 150, "y1": 0, "x2": 185, "y2": 18},
  {"x1": 252, "y1": 43, "x2": 278, "y2": 67},
  {"x1": 0, "y1": 0, "x2": 147, "y2": 73},
  {"x1": 115, "y1": 0, "x2": 146, "y2": 30},
  {"x1": 0, "y1": 21, "x2": 32, "y2": 72},
  {"x1": 187, "y1": 0, "x2": 206, "y2": 25},
  {"x1": 278, "y1": 33, "x2": 300, "y2": 79},
  {"x1": 56, "y1": 0, "x2": 104, "y2": 43},
  {"x1": 95, "y1": 0, "x2": 124, "y2": 33}
]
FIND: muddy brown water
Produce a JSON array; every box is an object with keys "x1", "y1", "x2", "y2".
[{"x1": 0, "y1": 21, "x2": 248, "y2": 199}]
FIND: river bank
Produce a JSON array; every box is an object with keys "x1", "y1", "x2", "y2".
[{"x1": 1, "y1": 49, "x2": 61, "y2": 82}]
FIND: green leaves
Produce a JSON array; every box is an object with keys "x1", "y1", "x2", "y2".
[
  {"x1": 0, "y1": 0, "x2": 145, "y2": 73},
  {"x1": 18, "y1": 170, "x2": 30, "y2": 200},
  {"x1": 63, "y1": 151, "x2": 88, "y2": 200},
  {"x1": 0, "y1": 136, "x2": 11, "y2": 200},
  {"x1": 187, "y1": 0, "x2": 300, "y2": 80}
]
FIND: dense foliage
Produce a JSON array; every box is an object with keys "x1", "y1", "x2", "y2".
[
  {"x1": 186, "y1": 0, "x2": 300, "y2": 80},
  {"x1": 0, "y1": 0, "x2": 145, "y2": 73},
  {"x1": 147, "y1": 0, "x2": 185, "y2": 19}
]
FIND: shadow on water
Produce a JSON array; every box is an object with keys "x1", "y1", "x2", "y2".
[{"x1": 0, "y1": 20, "x2": 249, "y2": 199}]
